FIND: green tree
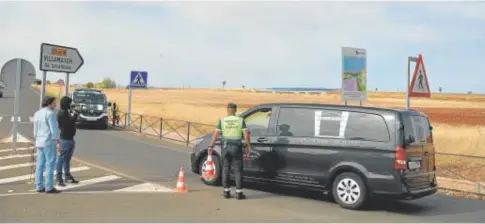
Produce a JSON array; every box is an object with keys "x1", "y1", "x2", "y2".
[
  {"x1": 86, "y1": 82, "x2": 94, "y2": 88},
  {"x1": 101, "y1": 78, "x2": 116, "y2": 89}
]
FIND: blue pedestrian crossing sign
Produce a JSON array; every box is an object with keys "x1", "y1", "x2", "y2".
[{"x1": 130, "y1": 71, "x2": 148, "y2": 88}]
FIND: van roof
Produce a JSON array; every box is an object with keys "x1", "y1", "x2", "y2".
[
  {"x1": 256, "y1": 102, "x2": 427, "y2": 117},
  {"x1": 74, "y1": 88, "x2": 103, "y2": 93}
]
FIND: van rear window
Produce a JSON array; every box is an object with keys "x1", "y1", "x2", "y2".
[
  {"x1": 402, "y1": 114, "x2": 431, "y2": 144},
  {"x1": 276, "y1": 108, "x2": 390, "y2": 142}
]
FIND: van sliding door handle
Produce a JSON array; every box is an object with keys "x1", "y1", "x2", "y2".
[{"x1": 257, "y1": 137, "x2": 268, "y2": 143}]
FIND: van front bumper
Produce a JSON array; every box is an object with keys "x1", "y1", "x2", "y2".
[
  {"x1": 190, "y1": 153, "x2": 198, "y2": 174},
  {"x1": 76, "y1": 114, "x2": 108, "y2": 125}
]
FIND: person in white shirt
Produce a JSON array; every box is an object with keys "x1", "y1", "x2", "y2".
[{"x1": 33, "y1": 96, "x2": 61, "y2": 194}]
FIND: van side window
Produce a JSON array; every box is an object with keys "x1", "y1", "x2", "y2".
[
  {"x1": 243, "y1": 108, "x2": 272, "y2": 136},
  {"x1": 345, "y1": 112, "x2": 390, "y2": 142},
  {"x1": 277, "y1": 108, "x2": 315, "y2": 137},
  {"x1": 277, "y1": 107, "x2": 390, "y2": 142}
]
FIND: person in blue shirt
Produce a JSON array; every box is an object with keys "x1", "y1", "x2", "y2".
[{"x1": 33, "y1": 96, "x2": 61, "y2": 194}]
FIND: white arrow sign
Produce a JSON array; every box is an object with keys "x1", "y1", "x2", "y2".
[{"x1": 40, "y1": 43, "x2": 84, "y2": 73}]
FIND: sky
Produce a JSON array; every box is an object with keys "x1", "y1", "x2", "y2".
[{"x1": 1, "y1": 1, "x2": 485, "y2": 93}]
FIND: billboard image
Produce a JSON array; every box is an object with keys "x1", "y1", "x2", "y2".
[{"x1": 341, "y1": 47, "x2": 367, "y2": 101}]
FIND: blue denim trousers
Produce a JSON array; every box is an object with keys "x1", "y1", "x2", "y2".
[
  {"x1": 35, "y1": 145, "x2": 57, "y2": 191},
  {"x1": 56, "y1": 140, "x2": 75, "y2": 182}
]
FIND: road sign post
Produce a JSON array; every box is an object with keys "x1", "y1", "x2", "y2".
[
  {"x1": 39, "y1": 43, "x2": 84, "y2": 108},
  {"x1": 341, "y1": 47, "x2": 367, "y2": 106},
  {"x1": 0, "y1": 58, "x2": 36, "y2": 153},
  {"x1": 405, "y1": 54, "x2": 431, "y2": 110},
  {"x1": 127, "y1": 71, "x2": 148, "y2": 127}
]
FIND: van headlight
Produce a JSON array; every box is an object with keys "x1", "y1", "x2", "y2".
[{"x1": 193, "y1": 137, "x2": 204, "y2": 146}]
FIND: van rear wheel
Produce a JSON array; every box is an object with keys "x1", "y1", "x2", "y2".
[{"x1": 332, "y1": 172, "x2": 368, "y2": 210}]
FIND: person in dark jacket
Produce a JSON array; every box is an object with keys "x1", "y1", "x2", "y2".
[{"x1": 56, "y1": 96, "x2": 79, "y2": 186}]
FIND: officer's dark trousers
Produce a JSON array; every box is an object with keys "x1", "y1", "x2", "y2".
[{"x1": 222, "y1": 143, "x2": 243, "y2": 190}]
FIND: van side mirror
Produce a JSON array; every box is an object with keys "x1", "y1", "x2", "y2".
[{"x1": 107, "y1": 102, "x2": 112, "y2": 107}]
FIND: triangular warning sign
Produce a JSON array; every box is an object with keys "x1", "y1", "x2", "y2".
[
  {"x1": 409, "y1": 54, "x2": 431, "y2": 98},
  {"x1": 132, "y1": 73, "x2": 146, "y2": 86}
]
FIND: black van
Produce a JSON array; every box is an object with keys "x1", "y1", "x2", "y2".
[{"x1": 190, "y1": 103, "x2": 437, "y2": 210}]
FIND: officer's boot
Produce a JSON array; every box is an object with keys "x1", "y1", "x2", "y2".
[
  {"x1": 236, "y1": 190, "x2": 246, "y2": 200},
  {"x1": 223, "y1": 189, "x2": 231, "y2": 199}
]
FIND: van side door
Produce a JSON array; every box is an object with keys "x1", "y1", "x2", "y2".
[{"x1": 241, "y1": 106, "x2": 277, "y2": 180}]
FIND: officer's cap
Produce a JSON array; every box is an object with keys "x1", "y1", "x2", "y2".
[{"x1": 227, "y1": 102, "x2": 237, "y2": 109}]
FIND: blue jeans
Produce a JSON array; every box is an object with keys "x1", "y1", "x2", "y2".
[
  {"x1": 35, "y1": 145, "x2": 57, "y2": 191},
  {"x1": 56, "y1": 140, "x2": 75, "y2": 182}
]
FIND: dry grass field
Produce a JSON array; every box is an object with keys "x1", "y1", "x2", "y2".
[{"x1": 40, "y1": 85, "x2": 485, "y2": 183}]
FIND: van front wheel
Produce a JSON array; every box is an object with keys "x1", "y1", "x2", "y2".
[
  {"x1": 332, "y1": 172, "x2": 368, "y2": 210},
  {"x1": 198, "y1": 153, "x2": 221, "y2": 186}
]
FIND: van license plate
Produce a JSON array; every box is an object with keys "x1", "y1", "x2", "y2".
[{"x1": 408, "y1": 161, "x2": 421, "y2": 169}]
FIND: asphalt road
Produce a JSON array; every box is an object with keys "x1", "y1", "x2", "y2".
[{"x1": 0, "y1": 88, "x2": 485, "y2": 222}]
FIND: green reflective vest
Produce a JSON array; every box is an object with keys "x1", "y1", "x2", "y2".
[{"x1": 221, "y1": 116, "x2": 244, "y2": 141}]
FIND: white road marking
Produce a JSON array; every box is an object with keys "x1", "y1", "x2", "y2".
[
  {"x1": 28, "y1": 175, "x2": 121, "y2": 192},
  {"x1": 0, "y1": 162, "x2": 35, "y2": 171},
  {"x1": 29, "y1": 117, "x2": 34, "y2": 122},
  {"x1": 0, "y1": 117, "x2": 2, "y2": 122},
  {"x1": 10, "y1": 116, "x2": 20, "y2": 122},
  {"x1": 0, "y1": 147, "x2": 32, "y2": 153},
  {"x1": 113, "y1": 182, "x2": 173, "y2": 192},
  {"x1": 0, "y1": 132, "x2": 32, "y2": 143},
  {"x1": 0, "y1": 166, "x2": 90, "y2": 185},
  {"x1": 0, "y1": 153, "x2": 35, "y2": 161}
]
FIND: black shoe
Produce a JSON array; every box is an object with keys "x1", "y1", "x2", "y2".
[
  {"x1": 45, "y1": 188, "x2": 61, "y2": 194},
  {"x1": 223, "y1": 191, "x2": 231, "y2": 199},
  {"x1": 236, "y1": 192, "x2": 246, "y2": 200},
  {"x1": 36, "y1": 188, "x2": 45, "y2": 193},
  {"x1": 57, "y1": 181, "x2": 66, "y2": 187},
  {"x1": 66, "y1": 178, "x2": 79, "y2": 184}
]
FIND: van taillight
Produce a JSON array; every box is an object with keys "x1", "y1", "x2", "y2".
[{"x1": 394, "y1": 146, "x2": 407, "y2": 170}]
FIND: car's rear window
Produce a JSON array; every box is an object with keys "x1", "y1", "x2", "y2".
[{"x1": 402, "y1": 113, "x2": 431, "y2": 144}]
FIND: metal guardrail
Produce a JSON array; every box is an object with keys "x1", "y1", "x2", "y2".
[
  {"x1": 107, "y1": 111, "x2": 485, "y2": 196},
  {"x1": 108, "y1": 111, "x2": 214, "y2": 146}
]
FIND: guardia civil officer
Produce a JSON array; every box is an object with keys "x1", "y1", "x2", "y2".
[{"x1": 208, "y1": 102, "x2": 251, "y2": 200}]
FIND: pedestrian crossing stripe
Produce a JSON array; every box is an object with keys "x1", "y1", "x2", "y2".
[
  {"x1": 0, "y1": 132, "x2": 31, "y2": 143},
  {"x1": 131, "y1": 72, "x2": 146, "y2": 86},
  {"x1": 0, "y1": 147, "x2": 175, "y2": 194},
  {"x1": 114, "y1": 182, "x2": 173, "y2": 192},
  {"x1": 0, "y1": 116, "x2": 33, "y2": 123}
]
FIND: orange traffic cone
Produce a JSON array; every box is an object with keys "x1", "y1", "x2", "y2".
[
  {"x1": 174, "y1": 166, "x2": 188, "y2": 193},
  {"x1": 202, "y1": 151, "x2": 217, "y2": 180}
]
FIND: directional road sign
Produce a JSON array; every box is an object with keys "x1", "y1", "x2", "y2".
[
  {"x1": 40, "y1": 43, "x2": 84, "y2": 73},
  {"x1": 409, "y1": 54, "x2": 431, "y2": 98},
  {"x1": 130, "y1": 71, "x2": 148, "y2": 89}
]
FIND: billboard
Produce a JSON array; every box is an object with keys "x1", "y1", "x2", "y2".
[{"x1": 341, "y1": 47, "x2": 367, "y2": 101}]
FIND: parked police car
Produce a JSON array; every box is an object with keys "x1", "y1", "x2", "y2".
[
  {"x1": 190, "y1": 103, "x2": 437, "y2": 210},
  {"x1": 70, "y1": 88, "x2": 111, "y2": 129}
]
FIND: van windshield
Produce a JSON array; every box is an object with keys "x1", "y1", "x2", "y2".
[
  {"x1": 73, "y1": 91, "x2": 106, "y2": 104},
  {"x1": 402, "y1": 114, "x2": 431, "y2": 145}
]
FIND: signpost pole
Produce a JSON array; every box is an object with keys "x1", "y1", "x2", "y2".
[
  {"x1": 12, "y1": 59, "x2": 22, "y2": 153},
  {"x1": 127, "y1": 86, "x2": 132, "y2": 127},
  {"x1": 65, "y1": 73, "x2": 70, "y2": 96},
  {"x1": 406, "y1": 56, "x2": 418, "y2": 110},
  {"x1": 405, "y1": 58, "x2": 411, "y2": 110},
  {"x1": 40, "y1": 71, "x2": 47, "y2": 109}
]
